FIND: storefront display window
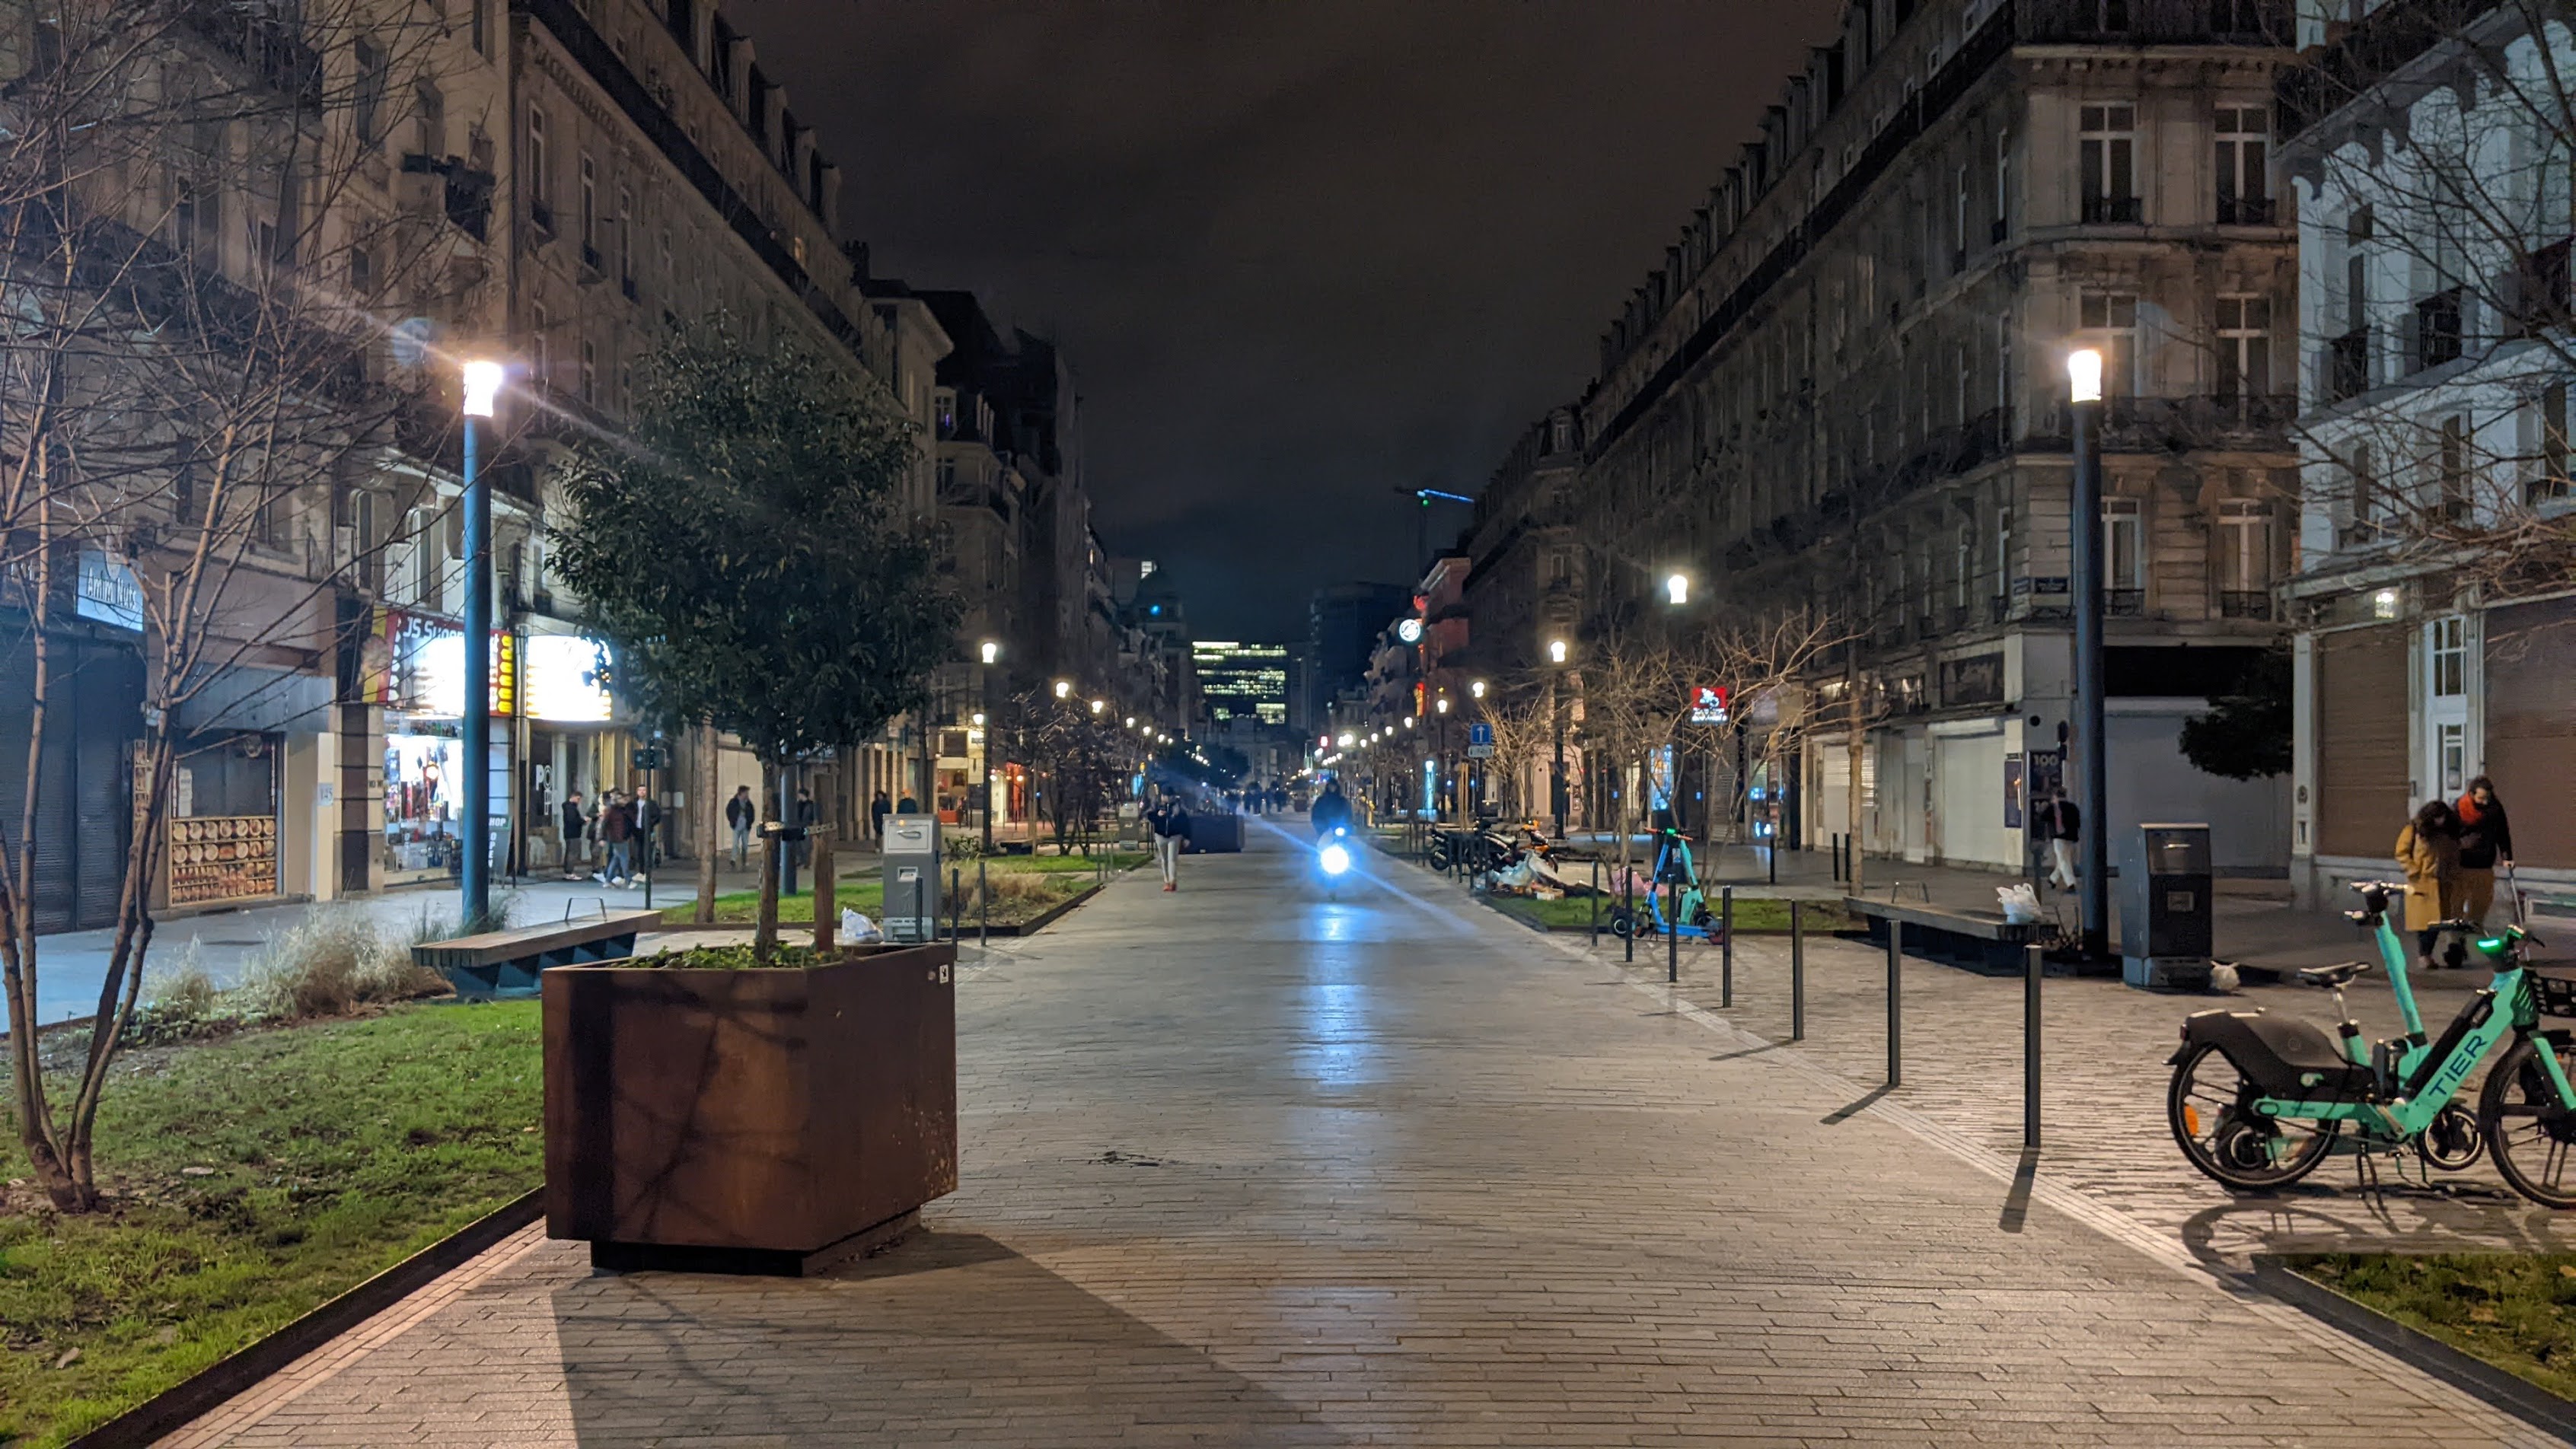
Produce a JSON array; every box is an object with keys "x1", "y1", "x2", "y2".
[{"x1": 383, "y1": 730, "x2": 462, "y2": 878}]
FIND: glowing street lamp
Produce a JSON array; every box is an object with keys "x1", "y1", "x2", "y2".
[
  {"x1": 1052, "y1": 679, "x2": 1071, "y2": 699},
  {"x1": 458, "y1": 358, "x2": 502, "y2": 929},
  {"x1": 979, "y1": 639, "x2": 999, "y2": 665},
  {"x1": 1666, "y1": 572, "x2": 1689, "y2": 606},
  {"x1": 1471, "y1": 679, "x2": 1487, "y2": 699},
  {"x1": 2067, "y1": 345, "x2": 2109, "y2": 955}
]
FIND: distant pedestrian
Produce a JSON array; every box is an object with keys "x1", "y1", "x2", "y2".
[
  {"x1": 897, "y1": 792, "x2": 919, "y2": 814},
  {"x1": 794, "y1": 786, "x2": 818, "y2": 869},
  {"x1": 725, "y1": 785, "x2": 755, "y2": 868},
  {"x1": 633, "y1": 792, "x2": 661, "y2": 877},
  {"x1": 869, "y1": 789, "x2": 891, "y2": 841},
  {"x1": 1149, "y1": 796, "x2": 1190, "y2": 891},
  {"x1": 598, "y1": 791, "x2": 636, "y2": 886},
  {"x1": 2396, "y1": 798, "x2": 2463, "y2": 964},
  {"x1": 559, "y1": 790, "x2": 588, "y2": 877},
  {"x1": 2038, "y1": 789, "x2": 2081, "y2": 890},
  {"x1": 2457, "y1": 777, "x2": 2516, "y2": 928}
]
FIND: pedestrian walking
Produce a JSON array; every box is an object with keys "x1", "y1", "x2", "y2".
[
  {"x1": 869, "y1": 788, "x2": 891, "y2": 842},
  {"x1": 2396, "y1": 798, "x2": 2463, "y2": 965},
  {"x1": 1149, "y1": 796, "x2": 1190, "y2": 891},
  {"x1": 599, "y1": 791, "x2": 635, "y2": 887},
  {"x1": 2039, "y1": 789, "x2": 2081, "y2": 891},
  {"x1": 2456, "y1": 775, "x2": 2517, "y2": 928},
  {"x1": 793, "y1": 786, "x2": 818, "y2": 871},
  {"x1": 559, "y1": 790, "x2": 588, "y2": 878},
  {"x1": 633, "y1": 792, "x2": 661, "y2": 881},
  {"x1": 725, "y1": 785, "x2": 755, "y2": 868}
]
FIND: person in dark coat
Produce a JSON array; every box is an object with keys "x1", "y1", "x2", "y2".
[
  {"x1": 598, "y1": 791, "x2": 635, "y2": 885},
  {"x1": 2456, "y1": 775, "x2": 2517, "y2": 928},
  {"x1": 560, "y1": 791, "x2": 588, "y2": 877},
  {"x1": 869, "y1": 789, "x2": 891, "y2": 842},
  {"x1": 2038, "y1": 790, "x2": 2081, "y2": 891},
  {"x1": 726, "y1": 785, "x2": 756, "y2": 868}
]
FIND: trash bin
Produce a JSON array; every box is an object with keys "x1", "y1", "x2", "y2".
[
  {"x1": 1187, "y1": 811, "x2": 1244, "y2": 853},
  {"x1": 2120, "y1": 822, "x2": 2211, "y2": 989}
]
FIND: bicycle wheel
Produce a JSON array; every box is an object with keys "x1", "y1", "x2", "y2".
[
  {"x1": 1607, "y1": 908, "x2": 1635, "y2": 940},
  {"x1": 2480, "y1": 1036, "x2": 2576, "y2": 1209},
  {"x1": 2168, "y1": 1043, "x2": 2338, "y2": 1191}
]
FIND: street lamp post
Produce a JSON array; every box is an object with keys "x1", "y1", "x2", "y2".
[
  {"x1": 1548, "y1": 639, "x2": 1569, "y2": 839},
  {"x1": 458, "y1": 360, "x2": 502, "y2": 930},
  {"x1": 979, "y1": 640, "x2": 999, "y2": 853},
  {"x1": 2068, "y1": 347, "x2": 2109, "y2": 957}
]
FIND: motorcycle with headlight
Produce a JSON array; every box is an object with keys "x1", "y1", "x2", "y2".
[{"x1": 1315, "y1": 825, "x2": 1353, "y2": 896}]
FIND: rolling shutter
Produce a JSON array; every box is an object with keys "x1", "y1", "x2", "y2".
[
  {"x1": 2485, "y1": 599, "x2": 2576, "y2": 869},
  {"x1": 2316, "y1": 623, "x2": 2407, "y2": 859},
  {"x1": 71, "y1": 642, "x2": 142, "y2": 928}
]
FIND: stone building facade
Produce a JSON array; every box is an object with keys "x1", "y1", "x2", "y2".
[{"x1": 1529, "y1": 0, "x2": 2302, "y2": 873}]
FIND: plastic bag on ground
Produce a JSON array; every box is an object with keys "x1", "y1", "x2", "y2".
[
  {"x1": 840, "y1": 909, "x2": 883, "y2": 943},
  {"x1": 1997, "y1": 883, "x2": 2042, "y2": 925}
]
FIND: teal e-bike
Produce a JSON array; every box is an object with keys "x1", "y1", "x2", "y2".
[{"x1": 2168, "y1": 882, "x2": 2576, "y2": 1207}]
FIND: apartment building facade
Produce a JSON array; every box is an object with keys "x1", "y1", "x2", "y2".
[
  {"x1": 2280, "y1": 0, "x2": 2576, "y2": 904},
  {"x1": 1551, "y1": 0, "x2": 2300, "y2": 874}
]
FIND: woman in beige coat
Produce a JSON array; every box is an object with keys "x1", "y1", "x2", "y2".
[{"x1": 2396, "y1": 798, "x2": 2462, "y2": 965}]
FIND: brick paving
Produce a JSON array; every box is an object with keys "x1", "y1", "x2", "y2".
[{"x1": 165, "y1": 826, "x2": 2558, "y2": 1447}]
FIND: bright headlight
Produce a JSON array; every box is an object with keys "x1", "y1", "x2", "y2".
[{"x1": 1319, "y1": 843, "x2": 1352, "y2": 876}]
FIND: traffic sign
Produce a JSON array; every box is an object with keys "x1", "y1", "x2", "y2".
[
  {"x1": 1466, "y1": 744, "x2": 1496, "y2": 759},
  {"x1": 1467, "y1": 722, "x2": 1494, "y2": 747}
]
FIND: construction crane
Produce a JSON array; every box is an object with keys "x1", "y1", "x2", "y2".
[{"x1": 1395, "y1": 486, "x2": 1477, "y2": 576}]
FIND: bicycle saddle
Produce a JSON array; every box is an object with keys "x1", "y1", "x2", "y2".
[{"x1": 2297, "y1": 960, "x2": 2372, "y2": 988}]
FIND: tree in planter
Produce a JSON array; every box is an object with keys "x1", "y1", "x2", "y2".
[{"x1": 549, "y1": 323, "x2": 956, "y2": 960}]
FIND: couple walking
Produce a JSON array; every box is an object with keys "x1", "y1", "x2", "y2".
[{"x1": 2396, "y1": 777, "x2": 2517, "y2": 963}]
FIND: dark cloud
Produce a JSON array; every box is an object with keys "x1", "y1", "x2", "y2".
[{"x1": 732, "y1": 0, "x2": 1838, "y2": 638}]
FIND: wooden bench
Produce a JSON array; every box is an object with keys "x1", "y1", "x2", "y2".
[
  {"x1": 1844, "y1": 895, "x2": 2036, "y2": 977},
  {"x1": 412, "y1": 908, "x2": 666, "y2": 1002}
]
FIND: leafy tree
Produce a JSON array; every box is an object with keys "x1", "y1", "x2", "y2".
[
  {"x1": 2179, "y1": 646, "x2": 2292, "y2": 782},
  {"x1": 550, "y1": 323, "x2": 957, "y2": 957}
]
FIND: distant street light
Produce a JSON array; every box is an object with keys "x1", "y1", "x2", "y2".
[
  {"x1": 458, "y1": 358, "x2": 502, "y2": 930},
  {"x1": 1089, "y1": 698, "x2": 1105, "y2": 715},
  {"x1": 1547, "y1": 639, "x2": 1570, "y2": 837},
  {"x1": 1053, "y1": 679, "x2": 1071, "y2": 699},
  {"x1": 1471, "y1": 679, "x2": 1487, "y2": 699},
  {"x1": 980, "y1": 639, "x2": 999, "y2": 665},
  {"x1": 1435, "y1": 698, "x2": 1449, "y2": 714},
  {"x1": 1548, "y1": 639, "x2": 1568, "y2": 664},
  {"x1": 1666, "y1": 572, "x2": 1689, "y2": 606}
]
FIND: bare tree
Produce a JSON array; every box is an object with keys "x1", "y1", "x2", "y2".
[{"x1": 0, "y1": 0, "x2": 480, "y2": 1210}]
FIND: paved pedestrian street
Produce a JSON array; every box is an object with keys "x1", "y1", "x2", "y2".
[{"x1": 167, "y1": 827, "x2": 2565, "y2": 1447}]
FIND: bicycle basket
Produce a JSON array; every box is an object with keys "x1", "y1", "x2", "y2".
[{"x1": 2531, "y1": 973, "x2": 2576, "y2": 1019}]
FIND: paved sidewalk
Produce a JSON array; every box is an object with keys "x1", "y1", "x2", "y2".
[{"x1": 163, "y1": 826, "x2": 2552, "y2": 1447}]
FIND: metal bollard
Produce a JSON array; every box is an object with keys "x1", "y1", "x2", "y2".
[
  {"x1": 1790, "y1": 900, "x2": 1805, "y2": 1041},
  {"x1": 1720, "y1": 886, "x2": 1733, "y2": 1008},
  {"x1": 1623, "y1": 861, "x2": 1635, "y2": 964},
  {"x1": 979, "y1": 858, "x2": 990, "y2": 950},
  {"x1": 1886, "y1": 918, "x2": 1902, "y2": 1088},
  {"x1": 2025, "y1": 942, "x2": 2044, "y2": 1151},
  {"x1": 950, "y1": 866, "x2": 961, "y2": 942},
  {"x1": 1590, "y1": 856, "x2": 1600, "y2": 944},
  {"x1": 1666, "y1": 877, "x2": 1679, "y2": 984}
]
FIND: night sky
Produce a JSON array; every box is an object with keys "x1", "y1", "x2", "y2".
[{"x1": 732, "y1": 1, "x2": 1837, "y2": 640}]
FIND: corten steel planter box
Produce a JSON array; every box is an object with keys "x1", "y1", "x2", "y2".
[{"x1": 543, "y1": 941, "x2": 958, "y2": 1275}]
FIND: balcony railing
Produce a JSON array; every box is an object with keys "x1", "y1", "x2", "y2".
[
  {"x1": 2081, "y1": 194, "x2": 2144, "y2": 225},
  {"x1": 2217, "y1": 195, "x2": 2276, "y2": 226},
  {"x1": 2220, "y1": 590, "x2": 2275, "y2": 619},
  {"x1": 178, "y1": 0, "x2": 324, "y2": 107},
  {"x1": 2019, "y1": 0, "x2": 2291, "y2": 43}
]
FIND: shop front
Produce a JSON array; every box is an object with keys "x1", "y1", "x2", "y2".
[
  {"x1": 521, "y1": 632, "x2": 623, "y2": 873},
  {"x1": 367, "y1": 609, "x2": 514, "y2": 887}
]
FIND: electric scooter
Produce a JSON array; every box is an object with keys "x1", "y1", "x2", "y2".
[
  {"x1": 1605, "y1": 827, "x2": 1717, "y2": 941},
  {"x1": 2168, "y1": 881, "x2": 2576, "y2": 1206},
  {"x1": 1315, "y1": 825, "x2": 1353, "y2": 900}
]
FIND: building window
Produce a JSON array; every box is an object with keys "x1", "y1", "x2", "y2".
[
  {"x1": 526, "y1": 107, "x2": 551, "y2": 220},
  {"x1": 2217, "y1": 498, "x2": 2271, "y2": 593},
  {"x1": 2415, "y1": 285, "x2": 2465, "y2": 371},
  {"x1": 2078, "y1": 104, "x2": 2138, "y2": 224},
  {"x1": 935, "y1": 388, "x2": 957, "y2": 438},
  {"x1": 2214, "y1": 294, "x2": 2270, "y2": 402},
  {"x1": 579, "y1": 155, "x2": 598, "y2": 263},
  {"x1": 580, "y1": 339, "x2": 597, "y2": 402},
  {"x1": 2077, "y1": 291, "x2": 2138, "y2": 396},
  {"x1": 530, "y1": 301, "x2": 549, "y2": 385},
  {"x1": 1994, "y1": 508, "x2": 2015, "y2": 596},
  {"x1": 2214, "y1": 107, "x2": 2270, "y2": 225},
  {"x1": 2437, "y1": 412, "x2": 2472, "y2": 520},
  {"x1": 2103, "y1": 497, "x2": 2144, "y2": 591},
  {"x1": 2429, "y1": 615, "x2": 2468, "y2": 698},
  {"x1": 470, "y1": 0, "x2": 488, "y2": 57},
  {"x1": 353, "y1": 37, "x2": 386, "y2": 148},
  {"x1": 1992, "y1": 128, "x2": 2010, "y2": 241},
  {"x1": 616, "y1": 183, "x2": 633, "y2": 288},
  {"x1": 2536, "y1": 383, "x2": 2570, "y2": 505},
  {"x1": 1953, "y1": 523, "x2": 1974, "y2": 610}
]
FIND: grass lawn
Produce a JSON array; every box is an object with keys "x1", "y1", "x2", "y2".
[
  {"x1": 1488, "y1": 893, "x2": 1857, "y2": 933},
  {"x1": 0, "y1": 1002, "x2": 543, "y2": 1447},
  {"x1": 2287, "y1": 1253, "x2": 2576, "y2": 1402},
  {"x1": 659, "y1": 850, "x2": 1146, "y2": 928}
]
